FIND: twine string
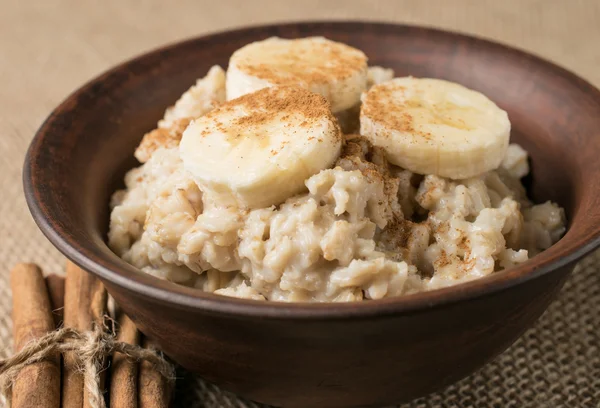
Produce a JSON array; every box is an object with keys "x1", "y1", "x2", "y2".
[{"x1": 0, "y1": 322, "x2": 175, "y2": 408}]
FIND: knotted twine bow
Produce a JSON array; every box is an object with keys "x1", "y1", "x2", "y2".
[{"x1": 0, "y1": 320, "x2": 176, "y2": 408}]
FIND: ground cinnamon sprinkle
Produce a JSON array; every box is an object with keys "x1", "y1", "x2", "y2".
[
  {"x1": 434, "y1": 250, "x2": 452, "y2": 268},
  {"x1": 203, "y1": 86, "x2": 341, "y2": 146},
  {"x1": 362, "y1": 82, "x2": 434, "y2": 141},
  {"x1": 458, "y1": 235, "x2": 470, "y2": 250},
  {"x1": 337, "y1": 135, "x2": 419, "y2": 253},
  {"x1": 135, "y1": 117, "x2": 192, "y2": 162},
  {"x1": 235, "y1": 86, "x2": 334, "y2": 123},
  {"x1": 235, "y1": 38, "x2": 367, "y2": 85},
  {"x1": 436, "y1": 221, "x2": 450, "y2": 234}
]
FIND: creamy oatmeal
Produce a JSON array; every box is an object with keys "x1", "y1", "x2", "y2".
[{"x1": 108, "y1": 37, "x2": 565, "y2": 302}]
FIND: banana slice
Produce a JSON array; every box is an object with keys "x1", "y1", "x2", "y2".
[
  {"x1": 180, "y1": 86, "x2": 342, "y2": 208},
  {"x1": 226, "y1": 37, "x2": 368, "y2": 113},
  {"x1": 360, "y1": 77, "x2": 510, "y2": 179}
]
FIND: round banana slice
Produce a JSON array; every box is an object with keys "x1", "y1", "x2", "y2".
[
  {"x1": 180, "y1": 86, "x2": 342, "y2": 209},
  {"x1": 226, "y1": 37, "x2": 368, "y2": 113},
  {"x1": 360, "y1": 77, "x2": 510, "y2": 179}
]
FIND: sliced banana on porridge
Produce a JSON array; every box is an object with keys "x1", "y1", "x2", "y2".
[
  {"x1": 110, "y1": 37, "x2": 566, "y2": 303},
  {"x1": 180, "y1": 86, "x2": 342, "y2": 209},
  {"x1": 360, "y1": 77, "x2": 510, "y2": 179},
  {"x1": 226, "y1": 37, "x2": 368, "y2": 113}
]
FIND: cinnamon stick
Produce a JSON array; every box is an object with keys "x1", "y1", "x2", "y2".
[
  {"x1": 46, "y1": 274, "x2": 65, "y2": 327},
  {"x1": 63, "y1": 261, "x2": 107, "y2": 408},
  {"x1": 109, "y1": 312, "x2": 140, "y2": 408},
  {"x1": 10, "y1": 263, "x2": 60, "y2": 408},
  {"x1": 138, "y1": 337, "x2": 173, "y2": 408}
]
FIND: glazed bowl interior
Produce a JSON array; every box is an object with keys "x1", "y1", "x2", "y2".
[{"x1": 25, "y1": 22, "x2": 600, "y2": 316}]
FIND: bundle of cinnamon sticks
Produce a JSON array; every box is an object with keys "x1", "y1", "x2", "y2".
[{"x1": 8, "y1": 262, "x2": 174, "y2": 408}]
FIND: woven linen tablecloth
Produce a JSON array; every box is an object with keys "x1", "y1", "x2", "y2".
[{"x1": 1, "y1": 1, "x2": 599, "y2": 406}]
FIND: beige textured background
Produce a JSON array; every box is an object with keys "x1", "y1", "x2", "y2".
[{"x1": 1, "y1": 0, "x2": 599, "y2": 407}]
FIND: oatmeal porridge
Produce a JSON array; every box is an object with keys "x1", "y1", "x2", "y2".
[{"x1": 108, "y1": 37, "x2": 565, "y2": 302}]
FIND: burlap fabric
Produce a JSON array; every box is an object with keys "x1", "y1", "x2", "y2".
[{"x1": 1, "y1": 1, "x2": 599, "y2": 406}]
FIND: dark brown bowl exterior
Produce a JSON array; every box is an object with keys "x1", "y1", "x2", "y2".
[{"x1": 24, "y1": 22, "x2": 600, "y2": 407}]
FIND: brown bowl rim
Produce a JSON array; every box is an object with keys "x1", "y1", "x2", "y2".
[{"x1": 23, "y1": 21, "x2": 600, "y2": 319}]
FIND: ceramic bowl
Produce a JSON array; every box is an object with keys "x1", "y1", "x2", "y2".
[{"x1": 24, "y1": 22, "x2": 600, "y2": 407}]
